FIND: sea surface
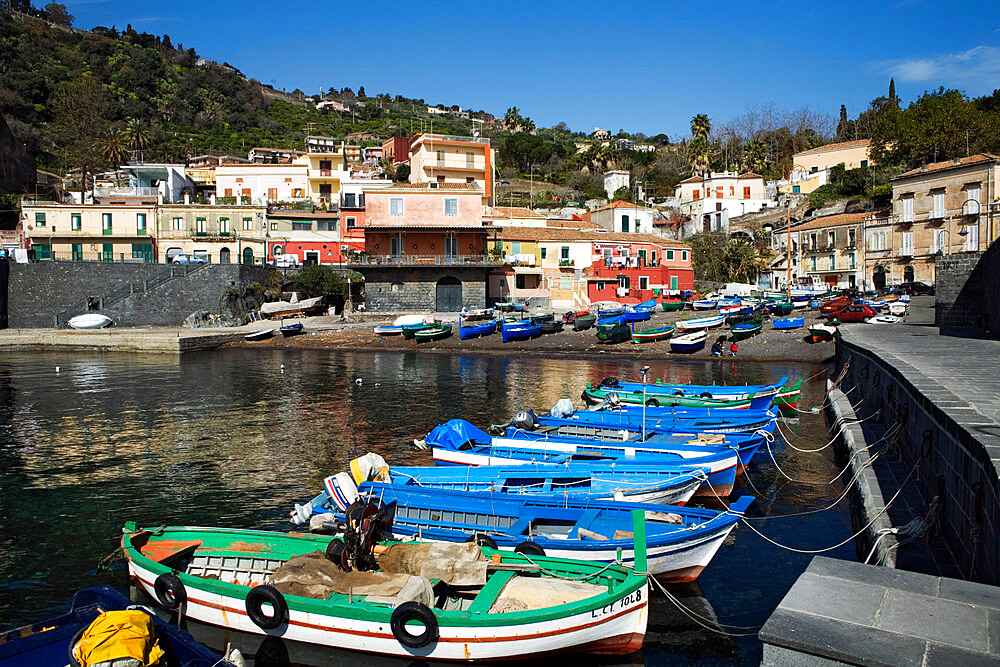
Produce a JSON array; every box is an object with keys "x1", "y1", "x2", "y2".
[{"x1": 0, "y1": 348, "x2": 855, "y2": 665}]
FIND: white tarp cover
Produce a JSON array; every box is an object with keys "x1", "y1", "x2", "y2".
[{"x1": 260, "y1": 296, "x2": 324, "y2": 317}]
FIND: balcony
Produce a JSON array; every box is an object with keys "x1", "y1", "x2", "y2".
[
  {"x1": 423, "y1": 162, "x2": 484, "y2": 173},
  {"x1": 345, "y1": 253, "x2": 501, "y2": 267},
  {"x1": 93, "y1": 186, "x2": 160, "y2": 199},
  {"x1": 927, "y1": 214, "x2": 945, "y2": 225},
  {"x1": 898, "y1": 247, "x2": 913, "y2": 257},
  {"x1": 158, "y1": 229, "x2": 236, "y2": 240},
  {"x1": 558, "y1": 259, "x2": 575, "y2": 268}
]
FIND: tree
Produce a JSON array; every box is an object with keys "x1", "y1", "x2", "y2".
[
  {"x1": 888, "y1": 78, "x2": 897, "y2": 107},
  {"x1": 742, "y1": 138, "x2": 767, "y2": 174},
  {"x1": 393, "y1": 163, "x2": 410, "y2": 182},
  {"x1": 688, "y1": 136, "x2": 710, "y2": 177},
  {"x1": 100, "y1": 129, "x2": 130, "y2": 165},
  {"x1": 122, "y1": 117, "x2": 151, "y2": 160},
  {"x1": 49, "y1": 77, "x2": 112, "y2": 200},
  {"x1": 357, "y1": 86, "x2": 366, "y2": 98},
  {"x1": 836, "y1": 104, "x2": 852, "y2": 141},
  {"x1": 292, "y1": 264, "x2": 349, "y2": 302},
  {"x1": 504, "y1": 107, "x2": 522, "y2": 131},
  {"x1": 42, "y1": 3, "x2": 72, "y2": 26},
  {"x1": 690, "y1": 114, "x2": 711, "y2": 141},
  {"x1": 612, "y1": 186, "x2": 634, "y2": 203}
]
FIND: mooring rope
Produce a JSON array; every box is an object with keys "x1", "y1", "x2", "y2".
[{"x1": 646, "y1": 574, "x2": 762, "y2": 637}]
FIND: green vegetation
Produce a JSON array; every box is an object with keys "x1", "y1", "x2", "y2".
[
  {"x1": 687, "y1": 233, "x2": 769, "y2": 283},
  {"x1": 807, "y1": 163, "x2": 887, "y2": 209}
]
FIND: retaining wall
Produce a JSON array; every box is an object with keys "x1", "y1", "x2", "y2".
[
  {"x1": 361, "y1": 266, "x2": 487, "y2": 312},
  {"x1": 935, "y1": 241, "x2": 1000, "y2": 335}
]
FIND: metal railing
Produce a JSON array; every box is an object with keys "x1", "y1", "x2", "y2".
[
  {"x1": 93, "y1": 187, "x2": 160, "y2": 198},
  {"x1": 345, "y1": 254, "x2": 500, "y2": 266},
  {"x1": 420, "y1": 133, "x2": 491, "y2": 146}
]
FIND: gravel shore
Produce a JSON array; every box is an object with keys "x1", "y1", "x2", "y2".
[{"x1": 230, "y1": 306, "x2": 871, "y2": 363}]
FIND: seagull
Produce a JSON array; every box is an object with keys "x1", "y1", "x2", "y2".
[{"x1": 355, "y1": 378, "x2": 363, "y2": 386}]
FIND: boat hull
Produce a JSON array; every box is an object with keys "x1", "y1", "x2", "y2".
[{"x1": 67, "y1": 314, "x2": 112, "y2": 329}]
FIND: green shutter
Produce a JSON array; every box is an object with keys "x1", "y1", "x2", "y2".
[{"x1": 72, "y1": 243, "x2": 83, "y2": 261}]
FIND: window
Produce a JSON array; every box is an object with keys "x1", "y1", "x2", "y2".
[
  {"x1": 390, "y1": 198, "x2": 404, "y2": 215},
  {"x1": 934, "y1": 229, "x2": 946, "y2": 253},
  {"x1": 196, "y1": 217, "x2": 207, "y2": 234},
  {"x1": 848, "y1": 252, "x2": 856, "y2": 269},
  {"x1": 267, "y1": 188, "x2": 278, "y2": 202},
  {"x1": 445, "y1": 235, "x2": 458, "y2": 258},
  {"x1": 729, "y1": 186, "x2": 734, "y2": 196},
  {"x1": 344, "y1": 193, "x2": 356, "y2": 208},
  {"x1": 172, "y1": 217, "x2": 183, "y2": 231},
  {"x1": 666, "y1": 249, "x2": 674, "y2": 260},
  {"x1": 810, "y1": 233, "x2": 817, "y2": 250},
  {"x1": 72, "y1": 243, "x2": 82, "y2": 261},
  {"x1": 540, "y1": 247, "x2": 546, "y2": 259},
  {"x1": 561, "y1": 246, "x2": 570, "y2": 259},
  {"x1": 621, "y1": 215, "x2": 629, "y2": 233},
  {"x1": 102, "y1": 213, "x2": 112, "y2": 233},
  {"x1": 743, "y1": 186, "x2": 751, "y2": 199},
  {"x1": 638, "y1": 249, "x2": 646, "y2": 264},
  {"x1": 670, "y1": 276, "x2": 678, "y2": 290},
  {"x1": 597, "y1": 281, "x2": 606, "y2": 290},
  {"x1": 965, "y1": 223, "x2": 980, "y2": 251},
  {"x1": 71, "y1": 213, "x2": 81, "y2": 231},
  {"x1": 219, "y1": 217, "x2": 229, "y2": 235},
  {"x1": 810, "y1": 256, "x2": 817, "y2": 271},
  {"x1": 136, "y1": 213, "x2": 146, "y2": 234},
  {"x1": 810, "y1": 166, "x2": 818, "y2": 173},
  {"x1": 639, "y1": 276, "x2": 649, "y2": 290},
  {"x1": 965, "y1": 186, "x2": 981, "y2": 214},
  {"x1": 466, "y1": 152, "x2": 475, "y2": 168},
  {"x1": 693, "y1": 189, "x2": 700, "y2": 200},
  {"x1": 828, "y1": 231, "x2": 835, "y2": 247},
  {"x1": 651, "y1": 251, "x2": 656, "y2": 264},
  {"x1": 511, "y1": 241, "x2": 521, "y2": 254},
  {"x1": 715, "y1": 187, "x2": 723, "y2": 199},
  {"x1": 932, "y1": 191, "x2": 945, "y2": 219},
  {"x1": 224, "y1": 188, "x2": 233, "y2": 197},
  {"x1": 515, "y1": 274, "x2": 527, "y2": 290},
  {"x1": 34, "y1": 212, "x2": 45, "y2": 227},
  {"x1": 618, "y1": 276, "x2": 630, "y2": 289},
  {"x1": 347, "y1": 217, "x2": 357, "y2": 229},
  {"x1": 828, "y1": 253, "x2": 835, "y2": 269},
  {"x1": 860, "y1": 160, "x2": 868, "y2": 168},
  {"x1": 902, "y1": 195, "x2": 914, "y2": 222},
  {"x1": 291, "y1": 188, "x2": 304, "y2": 198},
  {"x1": 391, "y1": 282, "x2": 404, "y2": 292},
  {"x1": 682, "y1": 250, "x2": 688, "y2": 261},
  {"x1": 559, "y1": 276, "x2": 571, "y2": 290},
  {"x1": 436, "y1": 150, "x2": 445, "y2": 166},
  {"x1": 901, "y1": 231, "x2": 914, "y2": 254},
  {"x1": 848, "y1": 229, "x2": 856, "y2": 247},
  {"x1": 270, "y1": 222, "x2": 278, "y2": 231},
  {"x1": 243, "y1": 217, "x2": 253, "y2": 231},
  {"x1": 131, "y1": 243, "x2": 148, "y2": 259},
  {"x1": 292, "y1": 222, "x2": 312, "y2": 231},
  {"x1": 390, "y1": 235, "x2": 403, "y2": 257},
  {"x1": 444, "y1": 198, "x2": 458, "y2": 216}
]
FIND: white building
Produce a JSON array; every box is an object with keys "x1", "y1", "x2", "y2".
[
  {"x1": 674, "y1": 171, "x2": 774, "y2": 228},
  {"x1": 587, "y1": 201, "x2": 658, "y2": 234},
  {"x1": 604, "y1": 170, "x2": 630, "y2": 199},
  {"x1": 215, "y1": 163, "x2": 309, "y2": 204}
]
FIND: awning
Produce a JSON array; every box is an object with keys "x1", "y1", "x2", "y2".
[{"x1": 512, "y1": 266, "x2": 543, "y2": 275}]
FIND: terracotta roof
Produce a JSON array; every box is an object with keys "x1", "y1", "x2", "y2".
[
  {"x1": 497, "y1": 226, "x2": 689, "y2": 247},
  {"x1": 778, "y1": 212, "x2": 868, "y2": 233},
  {"x1": 738, "y1": 172, "x2": 763, "y2": 179},
  {"x1": 546, "y1": 218, "x2": 602, "y2": 230},
  {"x1": 488, "y1": 206, "x2": 545, "y2": 219},
  {"x1": 588, "y1": 200, "x2": 655, "y2": 214},
  {"x1": 268, "y1": 210, "x2": 340, "y2": 219},
  {"x1": 677, "y1": 176, "x2": 702, "y2": 185},
  {"x1": 894, "y1": 154, "x2": 999, "y2": 180},
  {"x1": 794, "y1": 139, "x2": 871, "y2": 157}
]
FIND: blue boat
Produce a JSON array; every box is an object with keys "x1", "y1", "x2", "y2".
[
  {"x1": 597, "y1": 313, "x2": 627, "y2": 325},
  {"x1": 772, "y1": 316, "x2": 805, "y2": 330},
  {"x1": 280, "y1": 322, "x2": 304, "y2": 337},
  {"x1": 385, "y1": 463, "x2": 705, "y2": 506},
  {"x1": 501, "y1": 319, "x2": 542, "y2": 342},
  {"x1": 0, "y1": 586, "x2": 235, "y2": 667},
  {"x1": 334, "y1": 482, "x2": 754, "y2": 582},
  {"x1": 545, "y1": 406, "x2": 776, "y2": 434},
  {"x1": 597, "y1": 306, "x2": 625, "y2": 318},
  {"x1": 622, "y1": 309, "x2": 652, "y2": 323},
  {"x1": 630, "y1": 299, "x2": 658, "y2": 312},
  {"x1": 640, "y1": 376, "x2": 787, "y2": 400},
  {"x1": 459, "y1": 317, "x2": 498, "y2": 340}
]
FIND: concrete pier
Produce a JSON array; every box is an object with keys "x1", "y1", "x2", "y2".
[{"x1": 0, "y1": 327, "x2": 249, "y2": 353}]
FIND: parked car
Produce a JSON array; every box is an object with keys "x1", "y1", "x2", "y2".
[
  {"x1": 170, "y1": 253, "x2": 207, "y2": 265},
  {"x1": 831, "y1": 304, "x2": 877, "y2": 323},
  {"x1": 272, "y1": 254, "x2": 300, "y2": 268},
  {"x1": 895, "y1": 281, "x2": 935, "y2": 296}
]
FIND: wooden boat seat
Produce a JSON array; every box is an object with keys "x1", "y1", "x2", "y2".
[
  {"x1": 141, "y1": 540, "x2": 203, "y2": 564},
  {"x1": 466, "y1": 571, "x2": 516, "y2": 614}
]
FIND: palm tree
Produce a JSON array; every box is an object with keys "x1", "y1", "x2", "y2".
[
  {"x1": 690, "y1": 114, "x2": 711, "y2": 141},
  {"x1": 742, "y1": 138, "x2": 767, "y2": 174},
  {"x1": 122, "y1": 117, "x2": 151, "y2": 161},
  {"x1": 725, "y1": 239, "x2": 768, "y2": 283},
  {"x1": 688, "y1": 136, "x2": 710, "y2": 177},
  {"x1": 100, "y1": 129, "x2": 130, "y2": 166}
]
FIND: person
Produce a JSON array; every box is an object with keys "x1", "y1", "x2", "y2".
[
  {"x1": 730, "y1": 341, "x2": 738, "y2": 356},
  {"x1": 711, "y1": 340, "x2": 723, "y2": 357}
]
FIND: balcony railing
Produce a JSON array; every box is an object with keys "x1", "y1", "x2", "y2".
[
  {"x1": 93, "y1": 186, "x2": 160, "y2": 199},
  {"x1": 158, "y1": 229, "x2": 236, "y2": 240},
  {"x1": 559, "y1": 259, "x2": 575, "y2": 267},
  {"x1": 421, "y1": 133, "x2": 491, "y2": 146},
  {"x1": 345, "y1": 254, "x2": 501, "y2": 266}
]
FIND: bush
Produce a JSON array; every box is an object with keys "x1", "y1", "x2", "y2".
[{"x1": 292, "y1": 264, "x2": 349, "y2": 301}]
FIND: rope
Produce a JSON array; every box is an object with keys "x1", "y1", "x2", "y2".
[
  {"x1": 864, "y1": 495, "x2": 941, "y2": 565},
  {"x1": 516, "y1": 552, "x2": 623, "y2": 581},
  {"x1": 646, "y1": 574, "x2": 761, "y2": 637},
  {"x1": 773, "y1": 407, "x2": 880, "y2": 454},
  {"x1": 761, "y1": 422, "x2": 901, "y2": 486}
]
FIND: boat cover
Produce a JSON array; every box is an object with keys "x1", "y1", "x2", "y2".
[
  {"x1": 378, "y1": 542, "x2": 488, "y2": 586},
  {"x1": 271, "y1": 552, "x2": 433, "y2": 604},
  {"x1": 425, "y1": 419, "x2": 492, "y2": 451},
  {"x1": 72, "y1": 610, "x2": 166, "y2": 667},
  {"x1": 492, "y1": 577, "x2": 604, "y2": 613}
]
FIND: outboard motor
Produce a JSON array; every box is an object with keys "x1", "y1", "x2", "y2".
[
  {"x1": 511, "y1": 410, "x2": 538, "y2": 431},
  {"x1": 600, "y1": 377, "x2": 620, "y2": 389},
  {"x1": 549, "y1": 398, "x2": 575, "y2": 418}
]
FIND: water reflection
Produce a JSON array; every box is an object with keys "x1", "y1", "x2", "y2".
[{"x1": 0, "y1": 349, "x2": 853, "y2": 664}]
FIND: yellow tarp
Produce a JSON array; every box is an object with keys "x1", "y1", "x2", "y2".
[{"x1": 72, "y1": 610, "x2": 166, "y2": 667}]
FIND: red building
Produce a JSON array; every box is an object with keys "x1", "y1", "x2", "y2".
[{"x1": 381, "y1": 136, "x2": 411, "y2": 165}]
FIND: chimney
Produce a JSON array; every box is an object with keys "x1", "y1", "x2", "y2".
[
  {"x1": 953, "y1": 157, "x2": 963, "y2": 166},
  {"x1": 920, "y1": 165, "x2": 928, "y2": 173},
  {"x1": 184, "y1": 192, "x2": 190, "y2": 204}
]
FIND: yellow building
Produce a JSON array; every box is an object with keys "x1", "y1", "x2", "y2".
[
  {"x1": 157, "y1": 204, "x2": 267, "y2": 264},
  {"x1": 781, "y1": 139, "x2": 873, "y2": 195},
  {"x1": 408, "y1": 133, "x2": 495, "y2": 205},
  {"x1": 22, "y1": 201, "x2": 156, "y2": 262}
]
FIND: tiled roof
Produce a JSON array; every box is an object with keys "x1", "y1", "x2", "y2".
[
  {"x1": 588, "y1": 200, "x2": 655, "y2": 214},
  {"x1": 677, "y1": 176, "x2": 702, "y2": 185},
  {"x1": 497, "y1": 226, "x2": 689, "y2": 247},
  {"x1": 776, "y1": 212, "x2": 868, "y2": 233},
  {"x1": 546, "y1": 218, "x2": 602, "y2": 230},
  {"x1": 738, "y1": 172, "x2": 763, "y2": 179},
  {"x1": 894, "y1": 154, "x2": 999, "y2": 180},
  {"x1": 488, "y1": 206, "x2": 545, "y2": 218},
  {"x1": 794, "y1": 139, "x2": 871, "y2": 157}
]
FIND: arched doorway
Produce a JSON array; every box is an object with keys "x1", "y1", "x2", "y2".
[
  {"x1": 435, "y1": 276, "x2": 462, "y2": 312},
  {"x1": 219, "y1": 247, "x2": 231, "y2": 264},
  {"x1": 903, "y1": 265, "x2": 914, "y2": 283},
  {"x1": 242, "y1": 247, "x2": 255, "y2": 265},
  {"x1": 873, "y1": 265, "x2": 886, "y2": 290}
]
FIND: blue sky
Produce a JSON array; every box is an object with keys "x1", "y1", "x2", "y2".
[{"x1": 65, "y1": 0, "x2": 1000, "y2": 139}]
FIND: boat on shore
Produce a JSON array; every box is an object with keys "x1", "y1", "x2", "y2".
[
  {"x1": 460, "y1": 307, "x2": 494, "y2": 321},
  {"x1": 67, "y1": 313, "x2": 113, "y2": 329},
  {"x1": 772, "y1": 316, "x2": 804, "y2": 330},
  {"x1": 660, "y1": 300, "x2": 687, "y2": 311},
  {"x1": 572, "y1": 314, "x2": 596, "y2": 331},
  {"x1": 280, "y1": 322, "x2": 304, "y2": 337},
  {"x1": 596, "y1": 322, "x2": 631, "y2": 343},
  {"x1": 631, "y1": 324, "x2": 674, "y2": 343},
  {"x1": 691, "y1": 300, "x2": 717, "y2": 310},
  {"x1": 261, "y1": 296, "x2": 325, "y2": 319},
  {"x1": 501, "y1": 320, "x2": 542, "y2": 342},
  {"x1": 459, "y1": 318, "x2": 497, "y2": 340},
  {"x1": 414, "y1": 322, "x2": 453, "y2": 342},
  {"x1": 244, "y1": 328, "x2": 275, "y2": 342},
  {"x1": 729, "y1": 320, "x2": 763, "y2": 341},
  {"x1": 675, "y1": 315, "x2": 725, "y2": 330},
  {"x1": 670, "y1": 330, "x2": 708, "y2": 353},
  {"x1": 562, "y1": 309, "x2": 591, "y2": 323},
  {"x1": 123, "y1": 522, "x2": 650, "y2": 660},
  {"x1": 539, "y1": 320, "x2": 564, "y2": 334},
  {"x1": 808, "y1": 322, "x2": 838, "y2": 342},
  {"x1": 374, "y1": 314, "x2": 429, "y2": 336}
]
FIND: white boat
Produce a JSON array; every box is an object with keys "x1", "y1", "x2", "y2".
[
  {"x1": 670, "y1": 330, "x2": 708, "y2": 353},
  {"x1": 691, "y1": 300, "x2": 717, "y2": 310},
  {"x1": 394, "y1": 314, "x2": 429, "y2": 326},
  {"x1": 888, "y1": 302, "x2": 907, "y2": 316},
  {"x1": 868, "y1": 315, "x2": 899, "y2": 324},
  {"x1": 67, "y1": 314, "x2": 112, "y2": 329},
  {"x1": 674, "y1": 315, "x2": 725, "y2": 330}
]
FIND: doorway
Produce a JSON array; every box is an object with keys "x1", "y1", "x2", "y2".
[{"x1": 435, "y1": 276, "x2": 463, "y2": 311}]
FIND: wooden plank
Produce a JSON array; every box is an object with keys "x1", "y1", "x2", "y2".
[{"x1": 467, "y1": 570, "x2": 516, "y2": 614}]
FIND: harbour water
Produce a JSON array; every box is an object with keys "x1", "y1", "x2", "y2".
[{"x1": 0, "y1": 349, "x2": 854, "y2": 664}]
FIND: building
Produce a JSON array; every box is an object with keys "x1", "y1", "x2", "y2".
[
  {"x1": 874, "y1": 154, "x2": 1000, "y2": 287},
  {"x1": 592, "y1": 128, "x2": 610, "y2": 141},
  {"x1": 185, "y1": 155, "x2": 251, "y2": 196},
  {"x1": 355, "y1": 183, "x2": 500, "y2": 311},
  {"x1": 675, "y1": 171, "x2": 772, "y2": 229},
  {"x1": 305, "y1": 136, "x2": 340, "y2": 154},
  {"x1": 215, "y1": 163, "x2": 309, "y2": 205},
  {"x1": 407, "y1": 133, "x2": 495, "y2": 204},
  {"x1": 264, "y1": 210, "x2": 342, "y2": 265},
  {"x1": 316, "y1": 100, "x2": 348, "y2": 112},
  {"x1": 782, "y1": 139, "x2": 873, "y2": 195},
  {"x1": 585, "y1": 200, "x2": 659, "y2": 234},
  {"x1": 382, "y1": 136, "x2": 411, "y2": 165},
  {"x1": 22, "y1": 201, "x2": 157, "y2": 262},
  {"x1": 483, "y1": 206, "x2": 547, "y2": 228},
  {"x1": 604, "y1": 170, "x2": 630, "y2": 199},
  {"x1": 791, "y1": 213, "x2": 865, "y2": 290},
  {"x1": 300, "y1": 151, "x2": 349, "y2": 204},
  {"x1": 248, "y1": 147, "x2": 306, "y2": 163},
  {"x1": 158, "y1": 203, "x2": 267, "y2": 265}
]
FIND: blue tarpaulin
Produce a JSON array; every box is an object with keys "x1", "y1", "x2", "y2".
[{"x1": 424, "y1": 419, "x2": 492, "y2": 451}]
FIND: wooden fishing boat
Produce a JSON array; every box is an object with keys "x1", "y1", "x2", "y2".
[
  {"x1": 557, "y1": 405, "x2": 776, "y2": 435},
  {"x1": 596, "y1": 322, "x2": 631, "y2": 343},
  {"x1": 414, "y1": 323, "x2": 452, "y2": 342},
  {"x1": 674, "y1": 315, "x2": 725, "y2": 330},
  {"x1": 581, "y1": 384, "x2": 771, "y2": 410},
  {"x1": 630, "y1": 299, "x2": 658, "y2": 312},
  {"x1": 530, "y1": 313, "x2": 555, "y2": 325},
  {"x1": 729, "y1": 321, "x2": 763, "y2": 342},
  {"x1": 719, "y1": 305, "x2": 742, "y2": 316},
  {"x1": 501, "y1": 320, "x2": 542, "y2": 342},
  {"x1": 325, "y1": 483, "x2": 753, "y2": 583},
  {"x1": 631, "y1": 325, "x2": 674, "y2": 343},
  {"x1": 887, "y1": 302, "x2": 907, "y2": 316},
  {"x1": 123, "y1": 522, "x2": 650, "y2": 660},
  {"x1": 772, "y1": 316, "x2": 804, "y2": 330},
  {"x1": 459, "y1": 318, "x2": 497, "y2": 340},
  {"x1": 621, "y1": 309, "x2": 652, "y2": 323},
  {"x1": 68, "y1": 313, "x2": 113, "y2": 329},
  {"x1": 772, "y1": 380, "x2": 803, "y2": 415},
  {"x1": 868, "y1": 314, "x2": 899, "y2": 324},
  {"x1": 808, "y1": 323, "x2": 837, "y2": 342},
  {"x1": 610, "y1": 376, "x2": 786, "y2": 401},
  {"x1": 597, "y1": 305, "x2": 625, "y2": 318},
  {"x1": 0, "y1": 586, "x2": 235, "y2": 667},
  {"x1": 562, "y1": 309, "x2": 590, "y2": 323},
  {"x1": 280, "y1": 322, "x2": 304, "y2": 337},
  {"x1": 460, "y1": 307, "x2": 494, "y2": 321},
  {"x1": 539, "y1": 321, "x2": 564, "y2": 334},
  {"x1": 244, "y1": 328, "x2": 275, "y2": 342},
  {"x1": 691, "y1": 300, "x2": 717, "y2": 310},
  {"x1": 375, "y1": 315, "x2": 429, "y2": 336},
  {"x1": 670, "y1": 330, "x2": 708, "y2": 353},
  {"x1": 572, "y1": 314, "x2": 596, "y2": 331},
  {"x1": 660, "y1": 300, "x2": 687, "y2": 311},
  {"x1": 768, "y1": 301, "x2": 794, "y2": 316},
  {"x1": 401, "y1": 322, "x2": 438, "y2": 339}
]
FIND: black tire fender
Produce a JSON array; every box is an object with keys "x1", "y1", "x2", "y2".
[
  {"x1": 326, "y1": 539, "x2": 349, "y2": 571},
  {"x1": 466, "y1": 533, "x2": 498, "y2": 550},
  {"x1": 245, "y1": 585, "x2": 288, "y2": 630},
  {"x1": 514, "y1": 541, "x2": 546, "y2": 557},
  {"x1": 645, "y1": 398, "x2": 659, "y2": 407},
  {"x1": 390, "y1": 601, "x2": 439, "y2": 649},
  {"x1": 68, "y1": 627, "x2": 85, "y2": 667},
  {"x1": 699, "y1": 392, "x2": 713, "y2": 399},
  {"x1": 154, "y1": 572, "x2": 186, "y2": 610}
]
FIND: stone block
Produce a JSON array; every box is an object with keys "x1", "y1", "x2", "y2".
[
  {"x1": 924, "y1": 643, "x2": 998, "y2": 666},
  {"x1": 779, "y1": 573, "x2": 887, "y2": 625},
  {"x1": 938, "y1": 577, "x2": 1000, "y2": 611},
  {"x1": 806, "y1": 557, "x2": 939, "y2": 597}
]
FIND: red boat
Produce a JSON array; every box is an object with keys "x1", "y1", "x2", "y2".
[{"x1": 562, "y1": 309, "x2": 591, "y2": 323}]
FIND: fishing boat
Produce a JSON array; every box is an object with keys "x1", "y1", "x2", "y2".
[
  {"x1": 562, "y1": 309, "x2": 590, "y2": 323},
  {"x1": 808, "y1": 322, "x2": 837, "y2": 342},
  {"x1": 674, "y1": 314, "x2": 725, "y2": 330},
  {"x1": 767, "y1": 301, "x2": 794, "y2": 316},
  {"x1": 373, "y1": 324, "x2": 404, "y2": 335},
  {"x1": 611, "y1": 376, "x2": 787, "y2": 401},
  {"x1": 377, "y1": 463, "x2": 705, "y2": 506},
  {"x1": 729, "y1": 320, "x2": 763, "y2": 342},
  {"x1": 414, "y1": 323, "x2": 453, "y2": 342},
  {"x1": 691, "y1": 300, "x2": 717, "y2": 310},
  {"x1": 581, "y1": 384, "x2": 771, "y2": 410},
  {"x1": 374, "y1": 314, "x2": 429, "y2": 336},
  {"x1": 660, "y1": 300, "x2": 687, "y2": 312},
  {"x1": 460, "y1": 307, "x2": 494, "y2": 321},
  {"x1": 669, "y1": 330, "x2": 708, "y2": 353},
  {"x1": 67, "y1": 313, "x2": 113, "y2": 329},
  {"x1": 631, "y1": 324, "x2": 674, "y2": 343},
  {"x1": 123, "y1": 522, "x2": 650, "y2": 660},
  {"x1": 888, "y1": 302, "x2": 907, "y2": 316},
  {"x1": 630, "y1": 299, "x2": 658, "y2": 312},
  {"x1": 539, "y1": 321, "x2": 564, "y2": 334},
  {"x1": 501, "y1": 320, "x2": 542, "y2": 342},
  {"x1": 564, "y1": 406, "x2": 776, "y2": 435},
  {"x1": 280, "y1": 322, "x2": 304, "y2": 337},
  {"x1": 530, "y1": 313, "x2": 555, "y2": 325},
  {"x1": 791, "y1": 296, "x2": 811, "y2": 309},
  {"x1": 597, "y1": 305, "x2": 625, "y2": 318},
  {"x1": 0, "y1": 586, "x2": 236, "y2": 667},
  {"x1": 772, "y1": 316, "x2": 804, "y2": 330},
  {"x1": 868, "y1": 314, "x2": 899, "y2": 324},
  {"x1": 494, "y1": 301, "x2": 527, "y2": 313},
  {"x1": 621, "y1": 309, "x2": 652, "y2": 323},
  {"x1": 719, "y1": 305, "x2": 742, "y2": 316},
  {"x1": 402, "y1": 322, "x2": 438, "y2": 339},
  {"x1": 459, "y1": 318, "x2": 497, "y2": 340},
  {"x1": 597, "y1": 313, "x2": 627, "y2": 326},
  {"x1": 772, "y1": 380, "x2": 803, "y2": 415},
  {"x1": 321, "y1": 483, "x2": 753, "y2": 582},
  {"x1": 572, "y1": 314, "x2": 596, "y2": 331},
  {"x1": 260, "y1": 296, "x2": 325, "y2": 319},
  {"x1": 597, "y1": 322, "x2": 632, "y2": 343},
  {"x1": 244, "y1": 328, "x2": 275, "y2": 342}
]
